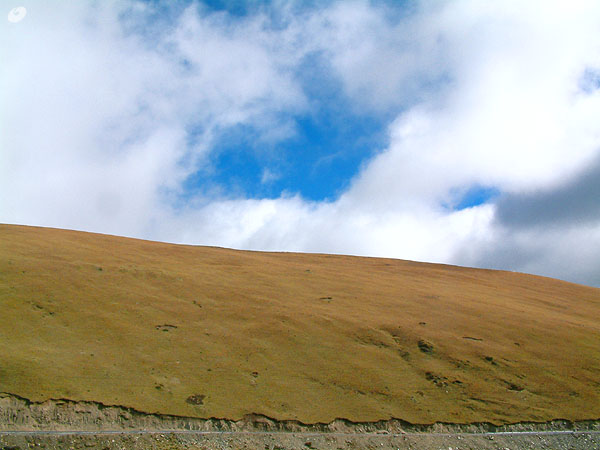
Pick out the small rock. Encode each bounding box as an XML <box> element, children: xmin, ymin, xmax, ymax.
<box><xmin>418</xmin><ymin>340</ymin><xmax>434</xmax><ymax>353</ymax></box>
<box><xmin>186</xmin><ymin>394</ymin><xmax>205</xmax><ymax>405</ymax></box>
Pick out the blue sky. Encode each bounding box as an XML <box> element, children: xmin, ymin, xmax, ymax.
<box><xmin>128</xmin><ymin>0</ymin><xmax>397</xmax><ymax>204</ymax></box>
<box><xmin>2</xmin><ymin>0</ymin><xmax>600</xmax><ymax>286</ymax></box>
<box><xmin>187</xmin><ymin>100</ymin><xmax>388</xmax><ymax>202</ymax></box>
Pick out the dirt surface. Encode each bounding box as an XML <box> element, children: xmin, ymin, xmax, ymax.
<box><xmin>2</xmin><ymin>430</ymin><xmax>600</xmax><ymax>450</ymax></box>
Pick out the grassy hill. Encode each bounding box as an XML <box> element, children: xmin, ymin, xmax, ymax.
<box><xmin>1</xmin><ymin>223</ymin><xmax>599</xmax><ymax>425</ymax></box>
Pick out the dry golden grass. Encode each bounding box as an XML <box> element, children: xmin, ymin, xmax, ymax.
<box><xmin>1</xmin><ymin>224</ymin><xmax>599</xmax><ymax>424</ymax></box>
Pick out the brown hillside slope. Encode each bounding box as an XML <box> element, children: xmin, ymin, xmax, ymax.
<box><xmin>0</xmin><ymin>224</ymin><xmax>599</xmax><ymax>425</ymax></box>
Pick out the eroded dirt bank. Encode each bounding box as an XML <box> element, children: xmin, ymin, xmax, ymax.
<box><xmin>2</xmin><ymin>392</ymin><xmax>600</xmax><ymax>434</ymax></box>
<box><xmin>2</xmin><ymin>392</ymin><xmax>600</xmax><ymax>450</ymax></box>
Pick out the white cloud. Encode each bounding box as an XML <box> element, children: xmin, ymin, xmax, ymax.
<box><xmin>344</xmin><ymin>0</ymin><xmax>600</xmax><ymax>201</ymax></box>
<box><xmin>2</xmin><ymin>0</ymin><xmax>600</xmax><ymax>286</ymax></box>
<box><xmin>0</xmin><ymin>0</ymin><xmax>307</xmax><ymax>236</ymax></box>
<box><xmin>301</xmin><ymin>1</ymin><xmax>450</xmax><ymax>112</ymax></box>
<box><xmin>260</xmin><ymin>168</ymin><xmax>281</xmax><ymax>184</ymax></box>
<box><xmin>456</xmin><ymin>222</ymin><xmax>600</xmax><ymax>287</ymax></box>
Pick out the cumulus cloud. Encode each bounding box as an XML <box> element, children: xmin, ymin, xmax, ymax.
<box><xmin>456</xmin><ymin>156</ymin><xmax>600</xmax><ymax>286</ymax></box>
<box><xmin>1</xmin><ymin>0</ymin><xmax>306</xmax><ymax>236</ymax></box>
<box><xmin>2</xmin><ymin>0</ymin><xmax>600</xmax><ymax>287</ymax></box>
<box><xmin>495</xmin><ymin>156</ymin><xmax>600</xmax><ymax>229</ymax></box>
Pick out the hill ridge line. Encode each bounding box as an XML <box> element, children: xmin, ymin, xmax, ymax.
<box><xmin>3</xmin><ymin>223</ymin><xmax>598</xmax><ymax>287</ymax></box>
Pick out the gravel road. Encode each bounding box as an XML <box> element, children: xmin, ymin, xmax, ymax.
<box><xmin>2</xmin><ymin>429</ymin><xmax>600</xmax><ymax>450</ymax></box>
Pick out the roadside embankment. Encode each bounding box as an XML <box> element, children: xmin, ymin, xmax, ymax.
<box><xmin>2</xmin><ymin>392</ymin><xmax>599</xmax><ymax>434</ymax></box>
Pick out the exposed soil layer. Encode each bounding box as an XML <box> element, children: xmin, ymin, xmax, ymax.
<box><xmin>1</xmin><ymin>395</ymin><xmax>600</xmax><ymax>450</ymax></box>
<box><xmin>2</xmin><ymin>393</ymin><xmax>599</xmax><ymax>434</ymax></box>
